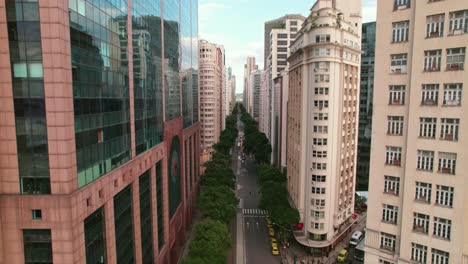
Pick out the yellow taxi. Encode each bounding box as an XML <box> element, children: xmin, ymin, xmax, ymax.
<box><xmin>271</xmin><ymin>237</ymin><xmax>278</xmax><ymax>244</ymax></box>
<box><xmin>336</xmin><ymin>249</ymin><xmax>348</xmax><ymax>262</ymax></box>
<box><xmin>271</xmin><ymin>245</ymin><xmax>279</xmax><ymax>256</ymax></box>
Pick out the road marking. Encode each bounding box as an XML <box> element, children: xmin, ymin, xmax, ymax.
<box><xmin>242</xmin><ymin>208</ymin><xmax>268</xmax><ymax>216</ymax></box>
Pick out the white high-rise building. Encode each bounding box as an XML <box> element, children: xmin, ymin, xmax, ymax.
<box><xmin>287</xmin><ymin>0</ymin><xmax>362</xmax><ymax>255</ymax></box>
<box><xmin>243</xmin><ymin>56</ymin><xmax>258</xmax><ymax>115</ymax></box>
<box><xmin>365</xmin><ymin>1</ymin><xmax>468</xmax><ymax>263</ymax></box>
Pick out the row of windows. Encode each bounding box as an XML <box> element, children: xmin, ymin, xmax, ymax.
<box><xmin>385</xmin><ymin>146</ymin><xmax>457</xmax><ymax>174</ymax></box>
<box><xmin>392</xmin><ymin>10</ymin><xmax>468</xmax><ymax>43</ymax></box>
<box><xmin>387</xmin><ymin>116</ymin><xmax>460</xmax><ymax>141</ymax></box>
<box><xmin>389</xmin><ymin>84</ymin><xmax>463</xmax><ymax>106</ymax></box>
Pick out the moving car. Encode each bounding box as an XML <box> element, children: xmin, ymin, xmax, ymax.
<box><xmin>271</xmin><ymin>241</ymin><xmax>278</xmax><ymax>248</ymax></box>
<box><xmin>271</xmin><ymin>237</ymin><xmax>277</xmax><ymax>244</ymax></box>
<box><xmin>349</xmin><ymin>231</ymin><xmax>364</xmax><ymax>247</ymax></box>
<box><xmin>271</xmin><ymin>245</ymin><xmax>279</xmax><ymax>256</ymax></box>
<box><xmin>336</xmin><ymin>249</ymin><xmax>348</xmax><ymax>263</ymax></box>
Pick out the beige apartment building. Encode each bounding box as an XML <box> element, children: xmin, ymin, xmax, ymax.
<box><xmin>199</xmin><ymin>40</ymin><xmax>225</xmax><ymax>150</ymax></box>
<box><xmin>365</xmin><ymin>1</ymin><xmax>468</xmax><ymax>264</ymax></box>
<box><xmin>287</xmin><ymin>0</ymin><xmax>362</xmax><ymax>255</ymax></box>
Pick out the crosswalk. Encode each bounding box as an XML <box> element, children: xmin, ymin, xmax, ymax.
<box><xmin>242</xmin><ymin>208</ymin><xmax>268</xmax><ymax>215</ymax></box>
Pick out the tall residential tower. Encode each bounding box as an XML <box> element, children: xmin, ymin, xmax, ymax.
<box><xmin>287</xmin><ymin>0</ymin><xmax>362</xmax><ymax>255</ymax></box>
<box><xmin>365</xmin><ymin>1</ymin><xmax>468</xmax><ymax>263</ymax></box>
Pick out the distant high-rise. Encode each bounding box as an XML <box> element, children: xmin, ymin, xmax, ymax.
<box><xmin>243</xmin><ymin>56</ymin><xmax>258</xmax><ymax>115</ymax></box>
<box><xmin>0</xmin><ymin>0</ymin><xmax>200</xmax><ymax>263</ymax></box>
<box><xmin>365</xmin><ymin>1</ymin><xmax>468</xmax><ymax>263</ymax></box>
<box><xmin>199</xmin><ymin>40</ymin><xmax>225</xmax><ymax>150</ymax></box>
<box><xmin>287</xmin><ymin>0</ymin><xmax>362</xmax><ymax>255</ymax></box>
<box><xmin>262</xmin><ymin>15</ymin><xmax>305</xmax><ymax>166</ymax></box>
<box><xmin>250</xmin><ymin>70</ymin><xmax>263</xmax><ymax>120</ymax></box>
<box><xmin>356</xmin><ymin>22</ymin><xmax>376</xmax><ymax>191</ymax></box>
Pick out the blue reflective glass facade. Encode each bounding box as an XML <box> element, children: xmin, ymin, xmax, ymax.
<box><xmin>69</xmin><ymin>0</ymin><xmax>132</xmax><ymax>188</ymax></box>
<box><xmin>181</xmin><ymin>0</ymin><xmax>193</xmax><ymax>128</ymax></box>
<box><xmin>132</xmin><ymin>0</ymin><xmax>164</xmax><ymax>155</ymax></box>
<box><xmin>163</xmin><ymin>0</ymin><xmax>181</xmax><ymax>121</ymax></box>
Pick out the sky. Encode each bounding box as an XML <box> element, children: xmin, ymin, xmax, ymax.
<box><xmin>199</xmin><ymin>0</ymin><xmax>377</xmax><ymax>93</ymax></box>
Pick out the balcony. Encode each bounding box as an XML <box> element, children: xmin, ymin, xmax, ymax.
<box><xmin>443</xmin><ymin>99</ymin><xmax>461</xmax><ymax>106</ymax></box>
<box><xmin>413</xmin><ymin>225</ymin><xmax>427</xmax><ymax>234</ymax></box>
<box><xmin>385</xmin><ymin>188</ymin><xmax>398</xmax><ymax>196</ymax></box>
<box><xmin>449</xmin><ymin>29</ymin><xmax>465</xmax><ymax>36</ymax></box>
<box><xmin>390</xmin><ymin>99</ymin><xmax>404</xmax><ymax>105</ymax></box>
<box><xmin>390</xmin><ymin>65</ymin><xmax>407</xmax><ymax>74</ymax></box>
<box><xmin>439</xmin><ymin>167</ymin><xmax>454</xmax><ymax>174</ymax></box>
<box><xmin>421</xmin><ymin>99</ymin><xmax>438</xmax><ymax>106</ymax></box>
<box><xmin>427</xmin><ymin>31</ymin><xmax>442</xmax><ymax>38</ymax></box>
<box><xmin>447</xmin><ymin>63</ymin><xmax>464</xmax><ymax>71</ymax></box>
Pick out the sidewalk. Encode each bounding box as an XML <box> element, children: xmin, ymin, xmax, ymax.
<box><xmin>280</xmin><ymin>212</ymin><xmax>367</xmax><ymax>264</ymax></box>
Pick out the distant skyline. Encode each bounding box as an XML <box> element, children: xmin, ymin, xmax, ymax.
<box><xmin>199</xmin><ymin>0</ymin><xmax>377</xmax><ymax>93</ymax></box>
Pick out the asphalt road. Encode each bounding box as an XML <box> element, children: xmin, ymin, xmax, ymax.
<box><xmin>233</xmin><ymin>117</ymin><xmax>280</xmax><ymax>264</ymax></box>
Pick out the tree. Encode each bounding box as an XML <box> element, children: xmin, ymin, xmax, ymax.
<box><xmin>198</xmin><ymin>185</ymin><xmax>237</xmax><ymax>222</ymax></box>
<box><xmin>270</xmin><ymin>205</ymin><xmax>300</xmax><ymax>227</ymax></box>
<box><xmin>187</xmin><ymin>219</ymin><xmax>232</xmax><ymax>264</ymax></box>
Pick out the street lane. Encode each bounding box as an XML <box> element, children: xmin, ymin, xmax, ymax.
<box><xmin>234</xmin><ymin>116</ymin><xmax>280</xmax><ymax>264</ymax></box>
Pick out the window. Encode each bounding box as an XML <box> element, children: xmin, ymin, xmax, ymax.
<box><xmin>384</xmin><ymin>176</ymin><xmax>400</xmax><ymax>195</ymax></box>
<box><xmin>411</xmin><ymin>243</ymin><xmax>428</xmax><ymax>263</ymax></box>
<box><xmin>311</xmin><ymin>174</ymin><xmax>326</xmax><ymax>182</ymax></box>
<box><xmin>424</xmin><ymin>50</ymin><xmax>442</xmax><ymax>71</ymax></box>
<box><xmin>314</xmin><ymin>74</ymin><xmax>330</xmax><ymax>83</ymax></box>
<box><xmin>277</xmin><ymin>33</ymin><xmax>288</xmax><ymax>39</ymax></box>
<box><xmin>314</xmin><ymin>100</ymin><xmax>329</xmax><ymax>109</ymax></box>
<box><xmin>314</xmin><ymin>87</ymin><xmax>329</xmax><ymax>95</ymax></box>
<box><xmin>312</xmin><ymin>162</ymin><xmax>327</xmax><ymax>170</ymax></box>
<box><xmin>84</xmin><ymin>207</ymin><xmax>106</xmax><ymax>264</ymax></box>
<box><xmin>421</xmin><ymin>84</ymin><xmax>439</xmax><ymax>105</ymax></box>
<box><xmin>426</xmin><ymin>14</ymin><xmax>445</xmax><ymax>38</ymax></box>
<box><xmin>139</xmin><ymin>171</ymin><xmax>154</xmax><ymax>264</ymax></box>
<box><xmin>312</xmin><ymin>150</ymin><xmax>327</xmax><ymax>158</ymax></box>
<box><xmin>419</xmin><ymin>118</ymin><xmax>437</xmax><ymax>138</ymax></box>
<box><xmin>449</xmin><ymin>10</ymin><xmax>468</xmax><ymax>35</ymax></box>
<box><xmin>417</xmin><ymin>150</ymin><xmax>434</xmax><ymax>171</ymax></box>
<box><xmin>156</xmin><ymin>161</ymin><xmax>164</xmax><ymax>249</ymax></box>
<box><xmin>413</xmin><ymin>213</ymin><xmax>429</xmax><ymax>234</ymax></box>
<box><xmin>314</xmin><ymin>113</ymin><xmax>328</xmax><ymax>120</ymax></box>
<box><xmin>290</xmin><ymin>34</ymin><xmax>297</xmax><ymax>39</ymax></box>
<box><xmin>311</xmin><ymin>187</ymin><xmax>326</xmax><ymax>194</ymax></box>
<box><xmin>433</xmin><ymin>217</ymin><xmax>451</xmax><ymax>240</ymax></box>
<box><xmin>389</xmin><ymin>85</ymin><xmax>405</xmax><ymax>105</ymax></box>
<box><xmin>431</xmin><ymin>248</ymin><xmax>449</xmax><ymax>264</ymax></box>
<box><xmin>392</xmin><ymin>21</ymin><xmax>409</xmax><ymax>42</ymax></box>
<box><xmin>446</xmin><ymin>47</ymin><xmax>465</xmax><ymax>70</ymax></box>
<box><xmin>313</xmin><ymin>48</ymin><xmax>331</xmax><ymax>56</ymax></box>
<box><xmin>290</xmin><ymin>21</ymin><xmax>298</xmax><ymax>26</ymax></box>
<box><xmin>380</xmin><ymin>233</ymin><xmax>396</xmax><ymax>252</ymax></box>
<box><xmin>114</xmin><ymin>186</ymin><xmax>135</xmax><ymax>263</ymax></box>
<box><xmin>386</xmin><ymin>146</ymin><xmax>402</xmax><ymax>166</ymax></box>
<box><xmin>415</xmin><ymin>182</ymin><xmax>432</xmax><ymax>203</ymax></box>
<box><xmin>387</xmin><ymin>116</ymin><xmax>404</xmax><ymax>135</ymax></box>
<box><xmin>23</xmin><ymin>229</ymin><xmax>52</xmax><ymax>264</ymax></box>
<box><xmin>379</xmin><ymin>260</ymin><xmax>395</xmax><ymax>264</ymax></box>
<box><xmin>312</xmin><ymin>222</ymin><xmax>325</xmax><ymax>230</ymax></box>
<box><xmin>32</xmin><ymin>209</ymin><xmax>42</xmax><ymax>220</ymax></box>
<box><xmin>313</xmin><ymin>126</ymin><xmax>328</xmax><ymax>133</ymax></box>
<box><xmin>435</xmin><ymin>185</ymin><xmax>454</xmax><ymax>207</ymax></box>
<box><xmin>311</xmin><ymin>199</ymin><xmax>326</xmax><ymax>206</ymax></box>
<box><xmin>382</xmin><ymin>204</ymin><xmax>398</xmax><ymax>224</ymax></box>
<box><xmin>314</xmin><ymin>62</ymin><xmax>330</xmax><ymax>71</ymax></box>
<box><xmin>438</xmin><ymin>152</ymin><xmax>456</xmax><ymax>174</ymax></box>
<box><xmin>390</xmin><ymin>53</ymin><xmax>408</xmax><ymax>73</ymax></box>
<box><xmin>315</xmin><ymin>34</ymin><xmax>331</xmax><ymax>43</ymax></box>
<box><xmin>311</xmin><ymin>210</ymin><xmax>325</xmax><ymax>218</ymax></box>
<box><xmin>440</xmin><ymin>118</ymin><xmax>459</xmax><ymax>141</ymax></box>
<box><xmin>313</xmin><ymin>138</ymin><xmax>328</xmax><ymax>146</ymax></box>
<box><xmin>443</xmin><ymin>83</ymin><xmax>462</xmax><ymax>106</ymax></box>
<box><xmin>278</xmin><ymin>47</ymin><xmax>287</xmax><ymax>52</ymax></box>
<box><xmin>394</xmin><ymin>0</ymin><xmax>410</xmax><ymax>10</ymax></box>
<box><xmin>277</xmin><ymin>54</ymin><xmax>287</xmax><ymax>59</ymax></box>
<box><xmin>291</xmin><ymin>27</ymin><xmax>297</xmax><ymax>32</ymax></box>
<box><xmin>277</xmin><ymin>40</ymin><xmax>288</xmax><ymax>46</ymax></box>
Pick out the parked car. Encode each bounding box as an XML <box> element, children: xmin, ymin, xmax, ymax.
<box><xmin>336</xmin><ymin>249</ymin><xmax>348</xmax><ymax>262</ymax></box>
<box><xmin>349</xmin><ymin>231</ymin><xmax>364</xmax><ymax>247</ymax></box>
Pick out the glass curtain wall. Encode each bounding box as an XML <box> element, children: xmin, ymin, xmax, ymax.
<box><xmin>191</xmin><ymin>0</ymin><xmax>199</xmax><ymax>123</ymax></box>
<box><xmin>69</xmin><ymin>0</ymin><xmax>131</xmax><ymax>188</ymax></box>
<box><xmin>163</xmin><ymin>0</ymin><xmax>181</xmax><ymax>121</ymax></box>
<box><xmin>181</xmin><ymin>0</ymin><xmax>193</xmax><ymax>128</ymax></box>
<box><xmin>132</xmin><ymin>0</ymin><xmax>163</xmax><ymax>155</ymax></box>
<box><xmin>114</xmin><ymin>185</ymin><xmax>135</xmax><ymax>264</ymax></box>
<box><xmin>139</xmin><ymin>170</ymin><xmax>154</xmax><ymax>264</ymax></box>
<box><xmin>6</xmin><ymin>0</ymin><xmax>50</xmax><ymax>194</ymax></box>
<box><xmin>84</xmin><ymin>207</ymin><xmax>106</xmax><ymax>264</ymax></box>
